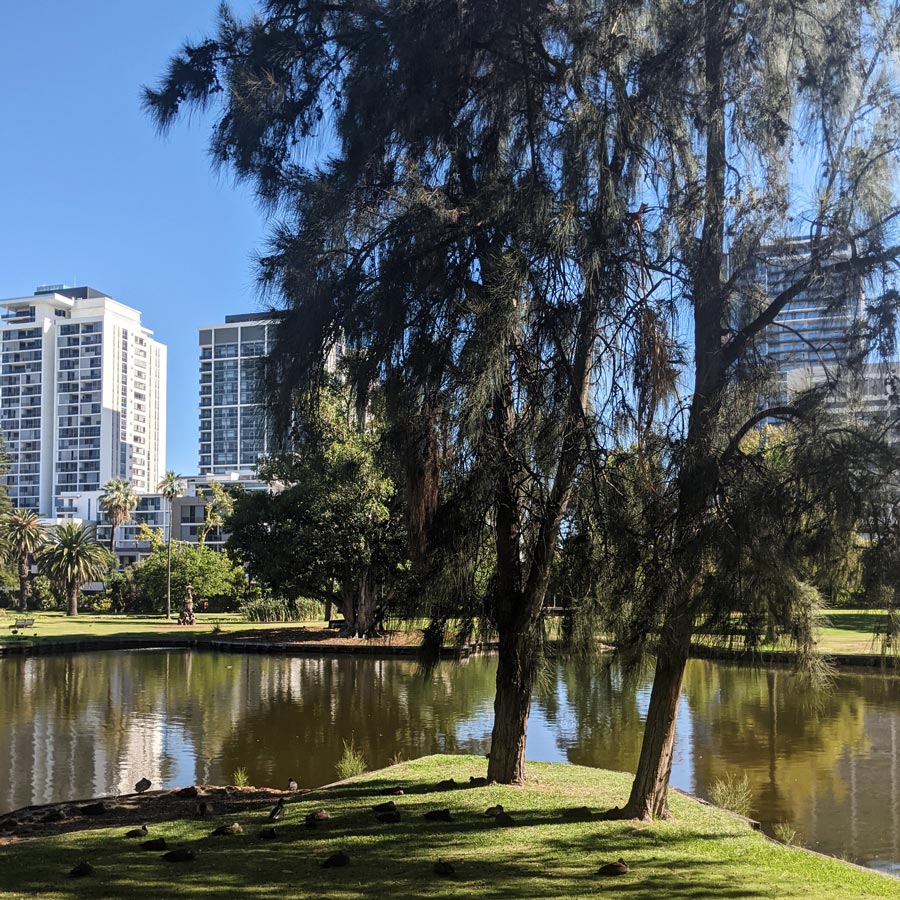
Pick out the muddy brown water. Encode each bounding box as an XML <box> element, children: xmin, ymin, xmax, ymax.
<box><xmin>0</xmin><ymin>650</ymin><xmax>898</xmax><ymax>875</ymax></box>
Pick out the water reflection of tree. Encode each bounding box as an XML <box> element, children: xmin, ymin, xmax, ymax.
<box><xmin>681</xmin><ymin>662</ymin><xmax>878</xmax><ymax>844</ymax></box>
<box><xmin>217</xmin><ymin>655</ymin><xmax>496</xmax><ymax>788</ymax></box>
<box><xmin>531</xmin><ymin>659</ymin><xmax>649</xmax><ymax>773</ymax></box>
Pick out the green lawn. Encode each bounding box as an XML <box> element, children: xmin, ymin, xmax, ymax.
<box><xmin>0</xmin><ymin>755</ymin><xmax>895</xmax><ymax>900</ymax></box>
<box><xmin>0</xmin><ymin>610</ymin><xmax>327</xmax><ymax>647</ymax></box>
<box><xmin>0</xmin><ymin>608</ymin><xmax>894</xmax><ymax>661</ymax></box>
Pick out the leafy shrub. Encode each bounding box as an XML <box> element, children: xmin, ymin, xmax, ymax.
<box><xmin>241</xmin><ymin>595</ymin><xmax>325</xmax><ymax>622</ymax></box>
<box><xmin>709</xmin><ymin>772</ymin><xmax>753</xmax><ymax>817</ymax></box>
<box><xmin>232</xmin><ymin>767</ymin><xmax>250</xmax><ymax>787</ymax></box>
<box><xmin>29</xmin><ymin>575</ymin><xmax>62</xmax><ymax>611</ymax></box>
<box><xmin>335</xmin><ymin>737</ymin><xmax>368</xmax><ymax>780</ymax></box>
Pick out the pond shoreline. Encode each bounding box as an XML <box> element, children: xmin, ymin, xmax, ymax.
<box><xmin>1</xmin><ymin>631</ymin><xmax>899</xmax><ymax>671</ymax></box>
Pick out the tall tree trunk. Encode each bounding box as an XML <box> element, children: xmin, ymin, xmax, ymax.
<box><xmin>337</xmin><ymin>571</ymin><xmax>377</xmax><ymax>637</ymax></box>
<box><xmin>17</xmin><ymin>555</ymin><xmax>28</xmax><ymax>613</ymax></box>
<box><xmin>67</xmin><ymin>583</ymin><xmax>79</xmax><ymax>617</ymax></box>
<box><xmin>487</xmin><ymin>624</ymin><xmax>537</xmax><ymax>784</ymax></box>
<box><xmin>165</xmin><ymin>521</ymin><xmax>172</xmax><ymax>620</ymax></box>
<box><xmin>612</xmin><ymin>0</ymin><xmax>729</xmax><ymax>821</ymax></box>
<box><xmin>602</xmin><ymin>613</ymin><xmax>692</xmax><ymax>820</ymax></box>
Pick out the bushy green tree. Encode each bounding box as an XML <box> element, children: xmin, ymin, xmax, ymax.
<box><xmin>131</xmin><ymin>542</ymin><xmax>245</xmax><ymax>613</ymax></box>
<box><xmin>228</xmin><ymin>384</ymin><xmax>408</xmax><ymax>636</ymax></box>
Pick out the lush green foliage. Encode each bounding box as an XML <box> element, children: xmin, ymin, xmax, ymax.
<box><xmin>240</xmin><ymin>594</ymin><xmax>324</xmax><ymax>623</ymax></box>
<box><xmin>334</xmin><ymin>736</ymin><xmax>368</xmax><ymax>779</ymax></box>
<box><xmin>0</xmin><ymin>509</ymin><xmax>47</xmax><ymax>612</ymax></box>
<box><xmin>227</xmin><ymin>384</ymin><xmax>408</xmax><ymax>633</ymax></box>
<box><xmin>130</xmin><ymin>542</ymin><xmax>245</xmax><ymax>613</ymax></box>
<box><xmin>39</xmin><ymin>523</ymin><xmax>112</xmax><ymax>617</ymax></box>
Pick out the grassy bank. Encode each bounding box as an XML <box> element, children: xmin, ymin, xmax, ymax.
<box><xmin>0</xmin><ymin>755</ymin><xmax>895</xmax><ymax>900</ymax></box>
<box><xmin>0</xmin><ymin>609</ymin><xmax>894</xmax><ymax>662</ymax></box>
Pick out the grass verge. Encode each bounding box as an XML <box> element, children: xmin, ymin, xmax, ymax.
<box><xmin>0</xmin><ymin>755</ymin><xmax>896</xmax><ymax>899</ymax></box>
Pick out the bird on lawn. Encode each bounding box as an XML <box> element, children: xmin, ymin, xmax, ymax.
<box><xmin>269</xmin><ymin>798</ymin><xmax>285</xmax><ymax>821</ymax></box>
<box><xmin>211</xmin><ymin>822</ymin><xmax>242</xmax><ymax>836</ymax></box>
<box><xmin>68</xmin><ymin>861</ymin><xmax>94</xmax><ymax>878</ymax></box>
<box><xmin>436</xmin><ymin>778</ymin><xmax>457</xmax><ymax>791</ymax></box>
<box><xmin>494</xmin><ymin>811</ymin><xmax>516</xmax><ymax>827</ymax></box>
<box><xmin>597</xmin><ymin>858</ymin><xmax>629</xmax><ymax>876</ymax></box>
<box><xmin>176</xmin><ymin>786</ymin><xmax>199</xmax><ymax>799</ymax></box>
<box><xmin>260</xmin><ymin>827</ymin><xmax>278</xmax><ymax>840</ymax></box>
<box><xmin>124</xmin><ymin>824</ymin><xmax>148</xmax><ymax>838</ymax></box>
<box><xmin>469</xmin><ymin>776</ymin><xmax>489</xmax><ymax>787</ymax></box>
<box><xmin>140</xmin><ymin>838</ymin><xmax>168</xmax><ymax>851</ymax></box>
<box><xmin>433</xmin><ymin>859</ymin><xmax>455</xmax><ymax>876</ymax></box>
<box><xmin>423</xmin><ymin>809</ymin><xmax>452</xmax><ymax>822</ymax></box>
<box><xmin>305</xmin><ymin>810</ymin><xmax>330</xmax><ymax>828</ymax></box>
<box><xmin>287</xmin><ymin>778</ymin><xmax>299</xmax><ymax>792</ymax></box>
<box><xmin>372</xmin><ymin>800</ymin><xmax>397</xmax><ymax>813</ymax></box>
<box><xmin>484</xmin><ymin>805</ymin><xmax>503</xmax><ymax>818</ymax></box>
<box><xmin>134</xmin><ymin>777</ymin><xmax>152</xmax><ymax>794</ymax></box>
<box><xmin>377</xmin><ymin>810</ymin><xmax>401</xmax><ymax>824</ymax></box>
<box><xmin>163</xmin><ymin>849</ymin><xmax>196</xmax><ymax>863</ymax></box>
<box><xmin>322</xmin><ymin>850</ymin><xmax>349</xmax><ymax>868</ymax></box>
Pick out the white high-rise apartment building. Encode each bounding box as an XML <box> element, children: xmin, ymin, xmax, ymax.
<box><xmin>0</xmin><ymin>285</ymin><xmax>166</xmax><ymax>517</ymax></box>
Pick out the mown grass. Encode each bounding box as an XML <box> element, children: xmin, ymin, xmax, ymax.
<box><xmin>1</xmin><ymin>609</ymin><xmax>894</xmax><ymax>659</ymax></box>
<box><xmin>0</xmin><ymin>755</ymin><xmax>896</xmax><ymax>900</ymax></box>
<box><xmin>0</xmin><ymin>610</ymin><xmax>326</xmax><ymax>647</ymax></box>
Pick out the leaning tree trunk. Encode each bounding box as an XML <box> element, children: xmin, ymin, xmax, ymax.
<box><xmin>603</xmin><ymin>613</ymin><xmax>693</xmax><ymax>820</ymax></box>
<box><xmin>17</xmin><ymin>555</ymin><xmax>28</xmax><ymax>613</ymax></box>
<box><xmin>67</xmin><ymin>583</ymin><xmax>79</xmax><ymax>617</ymax></box>
<box><xmin>487</xmin><ymin>623</ymin><xmax>538</xmax><ymax>784</ymax></box>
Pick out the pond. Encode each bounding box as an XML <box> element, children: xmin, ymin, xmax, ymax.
<box><xmin>0</xmin><ymin>650</ymin><xmax>898</xmax><ymax>875</ymax></box>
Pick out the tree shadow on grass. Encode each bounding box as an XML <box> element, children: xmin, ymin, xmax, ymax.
<box><xmin>0</xmin><ymin>797</ymin><xmax>777</xmax><ymax>900</ymax></box>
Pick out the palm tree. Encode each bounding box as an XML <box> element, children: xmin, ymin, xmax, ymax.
<box><xmin>0</xmin><ymin>509</ymin><xmax>47</xmax><ymax>613</ymax></box>
<box><xmin>157</xmin><ymin>471</ymin><xmax>184</xmax><ymax>620</ymax></box>
<box><xmin>40</xmin><ymin>523</ymin><xmax>112</xmax><ymax>617</ymax></box>
<box><xmin>98</xmin><ymin>478</ymin><xmax>139</xmax><ymax>555</ymax></box>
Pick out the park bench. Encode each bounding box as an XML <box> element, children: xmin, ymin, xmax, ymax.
<box><xmin>328</xmin><ymin>618</ymin><xmax>346</xmax><ymax>629</ymax></box>
<box><xmin>8</xmin><ymin>618</ymin><xmax>35</xmax><ymax>631</ymax></box>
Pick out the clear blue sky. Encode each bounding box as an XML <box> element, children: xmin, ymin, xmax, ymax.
<box><xmin>0</xmin><ymin>1</ymin><xmax>265</xmax><ymax>476</ymax></box>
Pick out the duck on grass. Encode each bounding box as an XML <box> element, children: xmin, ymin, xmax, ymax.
<box><xmin>0</xmin><ymin>755</ymin><xmax>894</xmax><ymax>900</ymax></box>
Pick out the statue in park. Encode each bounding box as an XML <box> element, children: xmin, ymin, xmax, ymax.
<box><xmin>178</xmin><ymin>584</ymin><xmax>196</xmax><ymax>626</ymax></box>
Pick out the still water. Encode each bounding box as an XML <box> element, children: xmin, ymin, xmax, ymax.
<box><xmin>1</xmin><ymin>650</ymin><xmax>898</xmax><ymax>873</ymax></box>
